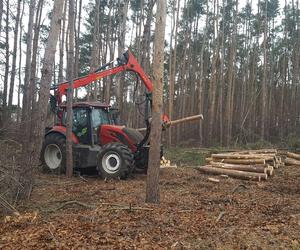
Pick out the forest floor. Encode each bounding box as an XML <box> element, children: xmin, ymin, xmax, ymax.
<box><xmin>1</xmin><ymin>148</ymin><xmax>300</xmax><ymax>249</ymax></box>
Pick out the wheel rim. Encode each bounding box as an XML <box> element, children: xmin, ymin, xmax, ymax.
<box><xmin>44</xmin><ymin>144</ymin><xmax>62</xmax><ymax>169</ymax></box>
<box><xmin>102</xmin><ymin>152</ymin><xmax>121</xmax><ymax>174</ymax></box>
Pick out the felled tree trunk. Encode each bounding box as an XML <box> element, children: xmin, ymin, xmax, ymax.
<box><xmin>208</xmin><ymin>162</ymin><xmax>268</xmax><ymax>174</ymax></box>
<box><xmin>285</xmin><ymin>158</ymin><xmax>300</xmax><ymax>166</ymax></box>
<box><xmin>194</xmin><ymin>166</ymin><xmax>268</xmax><ymax>181</ymax></box>
<box><xmin>287</xmin><ymin>152</ymin><xmax>300</xmax><ymax>161</ymax></box>
<box><xmin>238</xmin><ymin>149</ymin><xmax>277</xmax><ymax>154</ymax></box>
<box><xmin>211</xmin><ymin>153</ymin><xmax>274</xmax><ymax>161</ymax></box>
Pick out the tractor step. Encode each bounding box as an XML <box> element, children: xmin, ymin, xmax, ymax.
<box><xmin>73</xmin><ymin>144</ymin><xmax>101</xmax><ymax>169</ymax></box>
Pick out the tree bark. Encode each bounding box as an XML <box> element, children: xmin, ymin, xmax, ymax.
<box><xmin>0</xmin><ymin>0</ymin><xmax>3</xmax><ymax>36</ymax></box>
<box><xmin>225</xmin><ymin>0</ymin><xmax>238</xmax><ymax>146</ymax></box>
<box><xmin>17</xmin><ymin>1</ymin><xmax>25</xmax><ymax>123</ymax></box>
<box><xmin>3</xmin><ymin>0</ymin><xmax>10</xmax><ymax>114</ymax></box>
<box><xmin>66</xmin><ymin>0</ymin><xmax>75</xmax><ymax>178</ymax></box>
<box><xmin>207</xmin><ymin>0</ymin><xmax>219</xmax><ymax>145</ymax></box>
<box><xmin>286</xmin><ymin>152</ymin><xmax>300</xmax><ymax>161</ymax></box>
<box><xmin>29</xmin><ymin>0</ymin><xmax>45</xmax><ymax>117</ymax></box>
<box><xmin>74</xmin><ymin>0</ymin><xmax>82</xmax><ymax>79</ymax></box>
<box><xmin>285</xmin><ymin>158</ymin><xmax>300</xmax><ymax>166</ymax></box>
<box><xmin>88</xmin><ymin>0</ymin><xmax>100</xmax><ymax>101</ymax></box>
<box><xmin>146</xmin><ymin>0</ymin><xmax>166</xmax><ymax>204</ymax></box>
<box><xmin>8</xmin><ymin>0</ymin><xmax>22</xmax><ymax>118</ymax></box>
<box><xmin>22</xmin><ymin>0</ymin><xmax>65</xmax><ymax>197</ymax></box>
<box><xmin>261</xmin><ymin>0</ymin><xmax>268</xmax><ymax>140</ymax></box>
<box><xmin>207</xmin><ymin>158</ymin><xmax>266</xmax><ymax>165</ymax></box>
<box><xmin>22</xmin><ymin>0</ymin><xmax>36</xmax><ymax>122</ymax></box>
<box><xmin>104</xmin><ymin>1</ymin><xmax>114</xmax><ymax>103</ymax></box>
<box><xmin>211</xmin><ymin>153</ymin><xmax>274</xmax><ymax>160</ymax></box>
<box><xmin>167</xmin><ymin>0</ymin><xmax>178</xmax><ymax>146</ymax></box>
<box><xmin>58</xmin><ymin>0</ymin><xmax>67</xmax><ymax>82</ymax></box>
<box><xmin>116</xmin><ymin>0</ymin><xmax>129</xmax><ymax>118</ymax></box>
<box><xmin>195</xmin><ymin>166</ymin><xmax>268</xmax><ymax>181</ymax></box>
<box><xmin>208</xmin><ymin>162</ymin><xmax>268</xmax><ymax>174</ymax></box>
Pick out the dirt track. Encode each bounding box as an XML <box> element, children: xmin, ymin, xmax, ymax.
<box><xmin>1</xmin><ymin>165</ymin><xmax>300</xmax><ymax>249</ymax></box>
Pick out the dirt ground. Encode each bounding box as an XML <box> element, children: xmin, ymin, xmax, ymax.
<box><xmin>1</xmin><ymin>164</ymin><xmax>300</xmax><ymax>249</ymax></box>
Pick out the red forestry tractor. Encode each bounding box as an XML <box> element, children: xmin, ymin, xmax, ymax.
<box><xmin>41</xmin><ymin>50</ymin><xmax>169</xmax><ymax>179</ymax></box>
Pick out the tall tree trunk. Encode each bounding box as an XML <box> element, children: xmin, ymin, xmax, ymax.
<box><xmin>22</xmin><ymin>0</ymin><xmax>36</xmax><ymax>121</ymax></box>
<box><xmin>23</xmin><ymin>0</ymin><xmax>65</xmax><ymax>198</ymax></box>
<box><xmin>116</xmin><ymin>0</ymin><xmax>129</xmax><ymax>120</ymax></box>
<box><xmin>146</xmin><ymin>0</ymin><xmax>166</xmax><ymax>204</ymax></box>
<box><xmin>104</xmin><ymin>1</ymin><xmax>114</xmax><ymax>103</ymax></box>
<box><xmin>74</xmin><ymin>0</ymin><xmax>82</xmax><ymax>100</ymax></box>
<box><xmin>90</xmin><ymin>0</ymin><xmax>100</xmax><ymax>72</ymax></box>
<box><xmin>88</xmin><ymin>0</ymin><xmax>100</xmax><ymax>101</ymax></box>
<box><xmin>58</xmin><ymin>0</ymin><xmax>67</xmax><ymax>83</ymax></box>
<box><xmin>29</xmin><ymin>0</ymin><xmax>44</xmax><ymax>116</ymax></box>
<box><xmin>225</xmin><ymin>0</ymin><xmax>238</xmax><ymax>146</ymax></box>
<box><xmin>8</xmin><ymin>0</ymin><xmax>22</xmax><ymax>118</ymax></box>
<box><xmin>168</xmin><ymin>0</ymin><xmax>180</xmax><ymax>146</ymax></box>
<box><xmin>261</xmin><ymin>0</ymin><xmax>268</xmax><ymax>140</ymax></box>
<box><xmin>219</xmin><ymin>0</ymin><xmax>225</xmax><ymax>145</ymax></box>
<box><xmin>3</xmin><ymin>0</ymin><xmax>10</xmax><ymax>114</ymax></box>
<box><xmin>198</xmin><ymin>1</ymin><xmax>209</xmax><ymax>146</ymax></box>
<box><xmin>0</xmin><ymin>0</ymin><xmax>3</xmax><ymax>35</ymax></box>
<box><xmin>17</xmin><ymin>1</ymin><xmax>25</xmax><ymax>123</ymax></box>
<box><xmin>66</xmin><ymin>0</ymin><xmax>75</xmax><ymax>177</ymax></box>
<box><xmin>207</xmin><ymin>0</ymin><xmax>219</xmax><ymax>145</ymax></box>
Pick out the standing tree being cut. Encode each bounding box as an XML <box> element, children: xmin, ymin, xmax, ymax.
<box><xmin>145</xmin><ymin>0</ymin><xmax>166</xmax><ymax>204</ymax></box>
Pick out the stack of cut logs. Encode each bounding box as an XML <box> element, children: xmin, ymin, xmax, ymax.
<box><xmin>285</xmin><ymin>152</ymin><xmax>300</xmax><ymax>166</ymax></box>
<box><xmin>198</xmin><ymin>149</ymin><xmax>283</xmax><ymax>181</ymax></box>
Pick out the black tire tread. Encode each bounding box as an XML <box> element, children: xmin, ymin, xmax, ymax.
<box><xmin>97</xmin><ymin>142</ymin><xmax>134</xmax><ymax>179</ymax></box>
<box><xmin>41</xmin><ymin>133</ymin><xmax>66</xmax><ymax>174</ymax></box>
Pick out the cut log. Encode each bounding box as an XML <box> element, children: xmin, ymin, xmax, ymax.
<box><xmin>205</xmin><ymin>157</ymin><xmax>213</xmax><ymax>162</ymax></box>
<box><xmin>208</xmin><ymin>162</ymin><xmax>268</xmax><ymax>174</ymax></box>
<box><xmin>211</xmin><ymin>154</ymin><xmax>274</xmax><ymax>161</ymax></box>
<box><xmin>136</xmin><ymin>114</ymin><xmax>203</xmax><ymax>132</ymax></box>
<box><xmin>237</xmin><ymin>149</ymin><xmax>277</xmax><ymax>154</ymax></box>
<box><xmin>285</xmin><ymin>157</ymin><xmax>300</xmax><ymax>167</ymax></box>
<box><xmin>231</xmin><ymin>153</ymin><xmax>276</xmax><ymax>158</ymax></box>
<box><xmin>168</xmin><ymin>114</ymin><xmax>203</xmax><ymax>126</ymax></box>
<box><xmin>210</xmin><ymin>158</ymin><xmax>266</xmax><ymax>165</ymax></box>
<box><xmin>194</xmin><ymin>166</ymin><xmax>268</xmax><ymax>181</ymax></box>
<box><xmin>287</xmin><ymin>152</ymin><xmax>300</xmax><ymax>161</ymax></box>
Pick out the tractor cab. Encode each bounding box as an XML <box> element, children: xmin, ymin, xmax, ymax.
<box><xmin>59</xmin><ymin>102</ymin><xmax>115</xmax><ymax>145</ymax></box>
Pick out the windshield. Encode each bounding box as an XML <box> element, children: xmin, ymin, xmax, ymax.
<box><xmin>91</xmin><ymin>108</ymin><xmax>113</xmax><ymax>128</ymax></box>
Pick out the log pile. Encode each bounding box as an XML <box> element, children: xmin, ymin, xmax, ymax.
<box><xmin>196</xmin><ymin>149</ymin><xmax>283</xmax><ymax>181</ymax></box>
<box><xmin>285</xmin><ymin>152</ymin><xmax>300</xmax><ymax>166</ymax></box>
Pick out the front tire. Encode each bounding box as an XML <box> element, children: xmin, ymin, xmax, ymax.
<box><xmin>41</xmin><ymin>133</ymin><xmax>66</xmax><ymax>173</ymax></box>
<box><xmin>97</xmin><ymin>143</ymin><xmax>134</xmax><ymax>179</ymax></box>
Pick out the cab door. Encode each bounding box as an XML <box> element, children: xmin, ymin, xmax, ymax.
<box><xmin>71</xmin><ymin>108</ymin><xmax>91</xmax><ymax>144</ymax></box>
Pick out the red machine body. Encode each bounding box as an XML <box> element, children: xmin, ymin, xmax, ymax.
<box><xmin>43</xmin><ymin>50</ymin><xmax>164</xmax><ymax>174</ymax></box>
<box><xmin>48</xmin><ymin>50</ymin><xmax>156</xmax><ymax>153</ymax></box>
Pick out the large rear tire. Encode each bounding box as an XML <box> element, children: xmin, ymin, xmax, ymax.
<box><xmin>97</xmin><ymin>143</ymin><xmax>134</xmax><ymax>179</ymax></box>
<box><xmin>41</xmin><ymin>133</ymin><xmax>66</xmax><ymax>174</ymax></box>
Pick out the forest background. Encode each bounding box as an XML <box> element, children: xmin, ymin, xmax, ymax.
<box><xmin>0</xmin><ymin>0</ymin><xmax>299</xmax><ymax>148</ymax></box>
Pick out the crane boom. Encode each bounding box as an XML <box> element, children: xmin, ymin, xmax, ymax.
<box><xmin>53</xmin><ymin>50</ymin><xmax>153</xmax><ymax>104</ymax></box>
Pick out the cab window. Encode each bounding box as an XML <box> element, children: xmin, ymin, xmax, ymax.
<box><xmin>91</xmin><ymin>108</ymin><xmax>113</xmax><ymax>128</ymax></box>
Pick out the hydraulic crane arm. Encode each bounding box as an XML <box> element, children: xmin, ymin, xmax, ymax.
<box><xmin>52</xmin><ymin>50</ymin><xmax>153</xmax><ymax>104</ymax></box>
